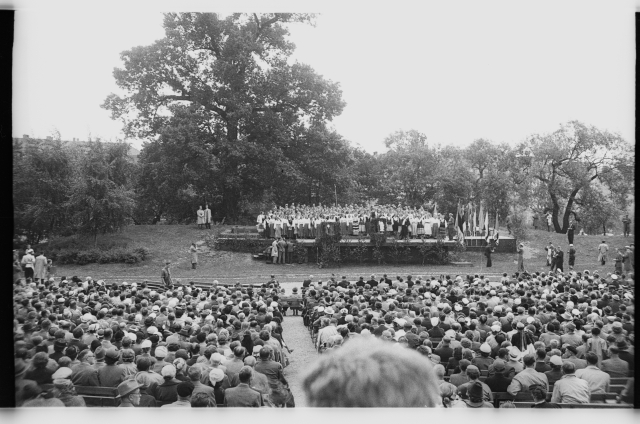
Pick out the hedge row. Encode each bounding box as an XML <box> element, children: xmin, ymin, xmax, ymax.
<box><xmin>48</xmin><ymin>247</ymin><xmax>150</xmax><ymax>265</ymax></box>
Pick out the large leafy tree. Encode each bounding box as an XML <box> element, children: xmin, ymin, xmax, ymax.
<box><xmin>13</xmin><ymin>138</ymin><xmax>74</xmax><ymax>243</ymax></box>
<box><xmin>512</xmin><ymin>121</ymin><xmax>634</xmax><ymax>233</ymax></box>
<box><xmin>66</xmin><ymin>142</ymin><xmax>136</xmax><ymax>245</ymax></box>
<box><xmin>103</xmin><ymin>13</ymin><xmax>345</xmax><ymax>218</ymax></box>
<box><xmin>378</xmin><ymin>130</ymin><xmax>439</xmax><ymax>207</ymax></box>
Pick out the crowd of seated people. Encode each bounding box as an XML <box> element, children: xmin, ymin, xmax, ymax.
<box><xmin>14</xmin><ymin>276</ymin><xmax>296</xmax><ymax>407</ymax></box>
<box><xmin>299</xmin><ymin>270</ymin><xmax>634</xmax><ymax>408</ymax></box>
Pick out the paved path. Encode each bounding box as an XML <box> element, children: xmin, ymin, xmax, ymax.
<box><xmin>282</xmin><ymin>315</ymin><xmax>316</xmax><ymax>407</ymax></box>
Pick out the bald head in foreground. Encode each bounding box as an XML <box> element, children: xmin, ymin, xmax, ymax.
<box><xmin>301</xmin><ymin>337</ymin><xmax>442</xmax><ymax>407</ymax></box>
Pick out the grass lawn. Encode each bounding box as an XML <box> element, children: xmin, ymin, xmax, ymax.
<box><xmin>40</xmin><ymin>225</ymin><xmax>634</xmax><ymax>285</ymax></box>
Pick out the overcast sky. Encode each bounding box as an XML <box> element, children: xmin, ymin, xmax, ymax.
<box><xmin>10</xmin><ymin>0</ymin><xmax>637</xmax><ymax>153</ymax></box>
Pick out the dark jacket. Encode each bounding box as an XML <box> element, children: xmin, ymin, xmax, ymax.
<box><xmin>148</xmin><ymin>377</ymin><xmax>181</xmax><ymax>406</ymax></box>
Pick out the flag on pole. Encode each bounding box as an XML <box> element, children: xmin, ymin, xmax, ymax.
<box><xmin>494</xmin><ymin>211</ymin><xmax>500</xmax><ymax>246</ymax></box>
<box><xmin>478</xmin><ymin>203</ymin><xmax>484</xmax><ymax>236</ymax></box>
<box><xmin>472</xmin><ymin>205</ymin><xmax>477</xmax><ymax>235</ymax></box>
<box><xmin>485</xmin><ymin>209</ymin><xmax>489</xmax><ymax>235</ymax></box>
<box><xmin>433</xmin><ymin>203</ymin><xmax>438</xmax><ymax>219</ymax></box>
<box><xmin>457</xmin><ymin>200</ymin><xmax>465</xmax><ymax>233</ymax></box>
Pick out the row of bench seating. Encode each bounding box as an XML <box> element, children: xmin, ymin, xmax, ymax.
<box><xmin>512</xmin><ymin>402</ymin><xmax>632</xmax><ymax>409</ymax></box>
<box><xmin>40</xmin><ymin>384</ymin><xmax>227</xmax><ymax>407</ymax></box>
<box><xmin>37</xmin><ymin>384</ymin><xmax>633</xmax><ymax>408</ymax></box>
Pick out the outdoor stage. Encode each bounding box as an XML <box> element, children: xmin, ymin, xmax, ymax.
<box><xmin>222</xmin><ymin>226</ymin><xmax>517</xmax><ymax>263</ymax></box>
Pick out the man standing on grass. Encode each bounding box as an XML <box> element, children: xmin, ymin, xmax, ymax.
<box><xmin>622</xmin><ymin>214</ymin><xmax>631</xmax><ymax>237</ymax></box>
<box><xmin>597</xmin><ymin>240</ymin><xmax>608</xmax><ymax>266</ymax></box>
<box><xmin>568</xmin><ymin>244</ymin><xmax>576</xmax><ymax>270</ymax></box>
<box><xmin>204</xmin><ymin>204</ymin><xmax>212</xmax><ymax>229</ymax></box>
<box><xmin>161</xmin><ymin>260</ymin><xmax>172</xmax><ymax>288</ymax></box>
<box><xmin>271</xmin><ymin>238</ymin><xmax>279</xmax><ymax>264</ymax></box>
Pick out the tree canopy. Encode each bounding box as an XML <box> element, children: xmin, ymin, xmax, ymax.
<box><xmin>103</xmin><ymin>13</ymin><xmax>346</xmax><ymax>218</ymax></box>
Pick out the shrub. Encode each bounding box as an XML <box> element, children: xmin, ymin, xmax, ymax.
<box><xmin>47</xmin><ymin>245</ymin><xmax>149</xmax><ymax>265</ymax></box>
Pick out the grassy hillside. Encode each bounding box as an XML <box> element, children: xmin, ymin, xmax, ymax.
<box><xmin>35</xmin><ymin>225</ymin><xmax>634</xmax><ymax>284</ymax></box>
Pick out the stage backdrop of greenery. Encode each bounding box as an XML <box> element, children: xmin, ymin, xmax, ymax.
<box><xmin>13</xmin><ymin>13</ymin><xmax>635</xmax><ymax>247</ymax></box>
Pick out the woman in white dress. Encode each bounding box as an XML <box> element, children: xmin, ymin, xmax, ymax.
<box><xmin>197</xmin><ymin>206</ymin><xmax>205</xmax><ymax>229</ymax></box>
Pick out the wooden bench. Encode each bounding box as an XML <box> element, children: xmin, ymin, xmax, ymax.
<box><xmin>278</xmin><ymin>296</ymin><xmax>302</xmax><ymax>311</ymax></box>
<box><xmin>513</xmin><ymin>402</ymin><xmax>632</xmax><ymax>409</ymax></box>
<box><xmin>41</xmin><ymin>384</ymin><xmax>120</xmax><ymax>407</ymax></box>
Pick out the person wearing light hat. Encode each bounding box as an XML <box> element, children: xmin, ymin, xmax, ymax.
<box><xmin>541</xmin><ymin>354</ymin><xmax>563</xmax><ymax>384</ymax></box>
<box><xmin>152</xmin><ymin>345</ymin><xmax>170</xmax><ymax>373</ymax></box>
<box><xmin>506</xmin><ymin>354</ymin><xmax>549</xmax><ymax>396</ymax></box>
<box><xmin>116</xmin><ymin>379</ymin><xmax>144</xmax><ymax>407</ymax></box>
<box><xmin>51</xmin><ymin>370</ymin><xmax>86</xmax><ymax>407</ymax></box>
<box><xmin>506</xmin><ymin>347</ymin><xmax>524</xmax><ymax>375</ymax></box>
<box><xmin>472</xmin><ymin>343</ymin><xmax>494</xmax><ymax>371</ymax></box>
<box><xmin>148</xmin><ymin>364</ymin><xmax>182</xmax><ymax>406</ymax></box>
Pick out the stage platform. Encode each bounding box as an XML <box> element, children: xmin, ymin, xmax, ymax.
<box><xmin>222</xmin><ymin>227</ymin><xmax>516</xmax><ymax>253</ymax></box>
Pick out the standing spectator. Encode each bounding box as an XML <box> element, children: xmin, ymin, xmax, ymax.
<box><xmin>271</xmin><ymin>238</ymin><xmax>279</xmax><ymax>264</ymax></box>
<box><xmin>447</xmin><ymin>213</ymin><xmax>455</xmax><ymax>241</ymax></box>
<box><xmin>21</xmin><ymin>249</ymin><xmax>35</xmax><ymax>281</ymax></box>
<box><xmin>622</xmin><ymin>246</ymin><xmax>632</xmax><ymax>272</ymax></box>
<box><xmin>553</xmin><ymin>246</ymin><xmax>564</xmax><ymax>273</ymax></box>
<box><xmin>567</xmin><ymin>219</ymin><xmax>575</xmax><ymax>245</ymax></box>
<box><xmin>621</xmin><ymin>214</ymin><xmax>631</xmax><ymax>237</ymax></box>
<box><xmin>597</xmin><ymin>240</ymin><xmax>609</xmax><ymax>266</ymax></box>
<box><xmin>224</xmin><ymin>367</ymin><xmax>263</xmax><ymax>407</ymax></box>
<box><xmin>532</xmin><ymin>213</ymin><xmax>539</xmax><ymax>230</ymax></box>
<box><xmin>585</xmin><ymin>328</ymin><xmax>608</xmax><ymax>367</ymax></box>
<box><xmin>34</xmin><ymin>251</ymin><xmax>47</xmax><ymax>284</ymax></box>
<box><xmin>550</xmin><ymin>362</ymin><xmax>590</xmax><ymax>404</ymax></box>
<box><xmin>614</xmin><ymin>248</ymin><xmax>624</xmax><ymax>274</ymax></box>
<box><xmin>13</xmin><ymin>251</ymin><xmax>23</xmax><ymax>284</ymax></box>
<box><xmin>576</xmin><ymin>352</ymin><xmax>610</xmax><ymax>394</ymax></box>
<box><xmin>484</xmin><ymin>243</ymin><xmax>494</xmax><ymax>268</ymax></box>
<box><xmin>277</xmin><ymin>237</ymin><xmax>286</xmax><ymax>265</ymax></box>
<box><xmin>197</xmin><ymin>205</ymin><xmax>205</xmax><ymax>229</ymax></box>
<box><xmin>204</xmin><ymin>204</ymin><xmax>211</xmax><ymax>229</ymax></box>
<box><xmin>545</xmin><ymin>242</ymin><xmax>554</xmax><ymax>267</ymax></box>
<box><xmin>190</xmin><ymin>243</ymin><xmax>198</xmax><ymax>270</ymax></box>
<box><xmin>517</xmin><ymin>243</ymin><xmax>525</xmax><ymax>272</ymax></box>
<box><xmin>546</xmin><ymin>212</ymin><xmax>552</xmax><ymax>232</ymax></box>
<box><xmin>568</xmin><ymin>244</ymin><xmax>576</xmax><ymax>270</ymax></box>
<box><xmin>161</xmin><ymin>260</ymin><xmax>172</xmax><ymax>288</ymax></box>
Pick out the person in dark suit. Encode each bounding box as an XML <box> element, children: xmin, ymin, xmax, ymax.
<box><xmin>224</xmin><ymin>367</ymin><xmax>263</xmax><ymax>407</ymax></box>
<box><xmin>485</xmin><ymin>360</ymin><xmax>512</xmax><ymax>393</ymax></box>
